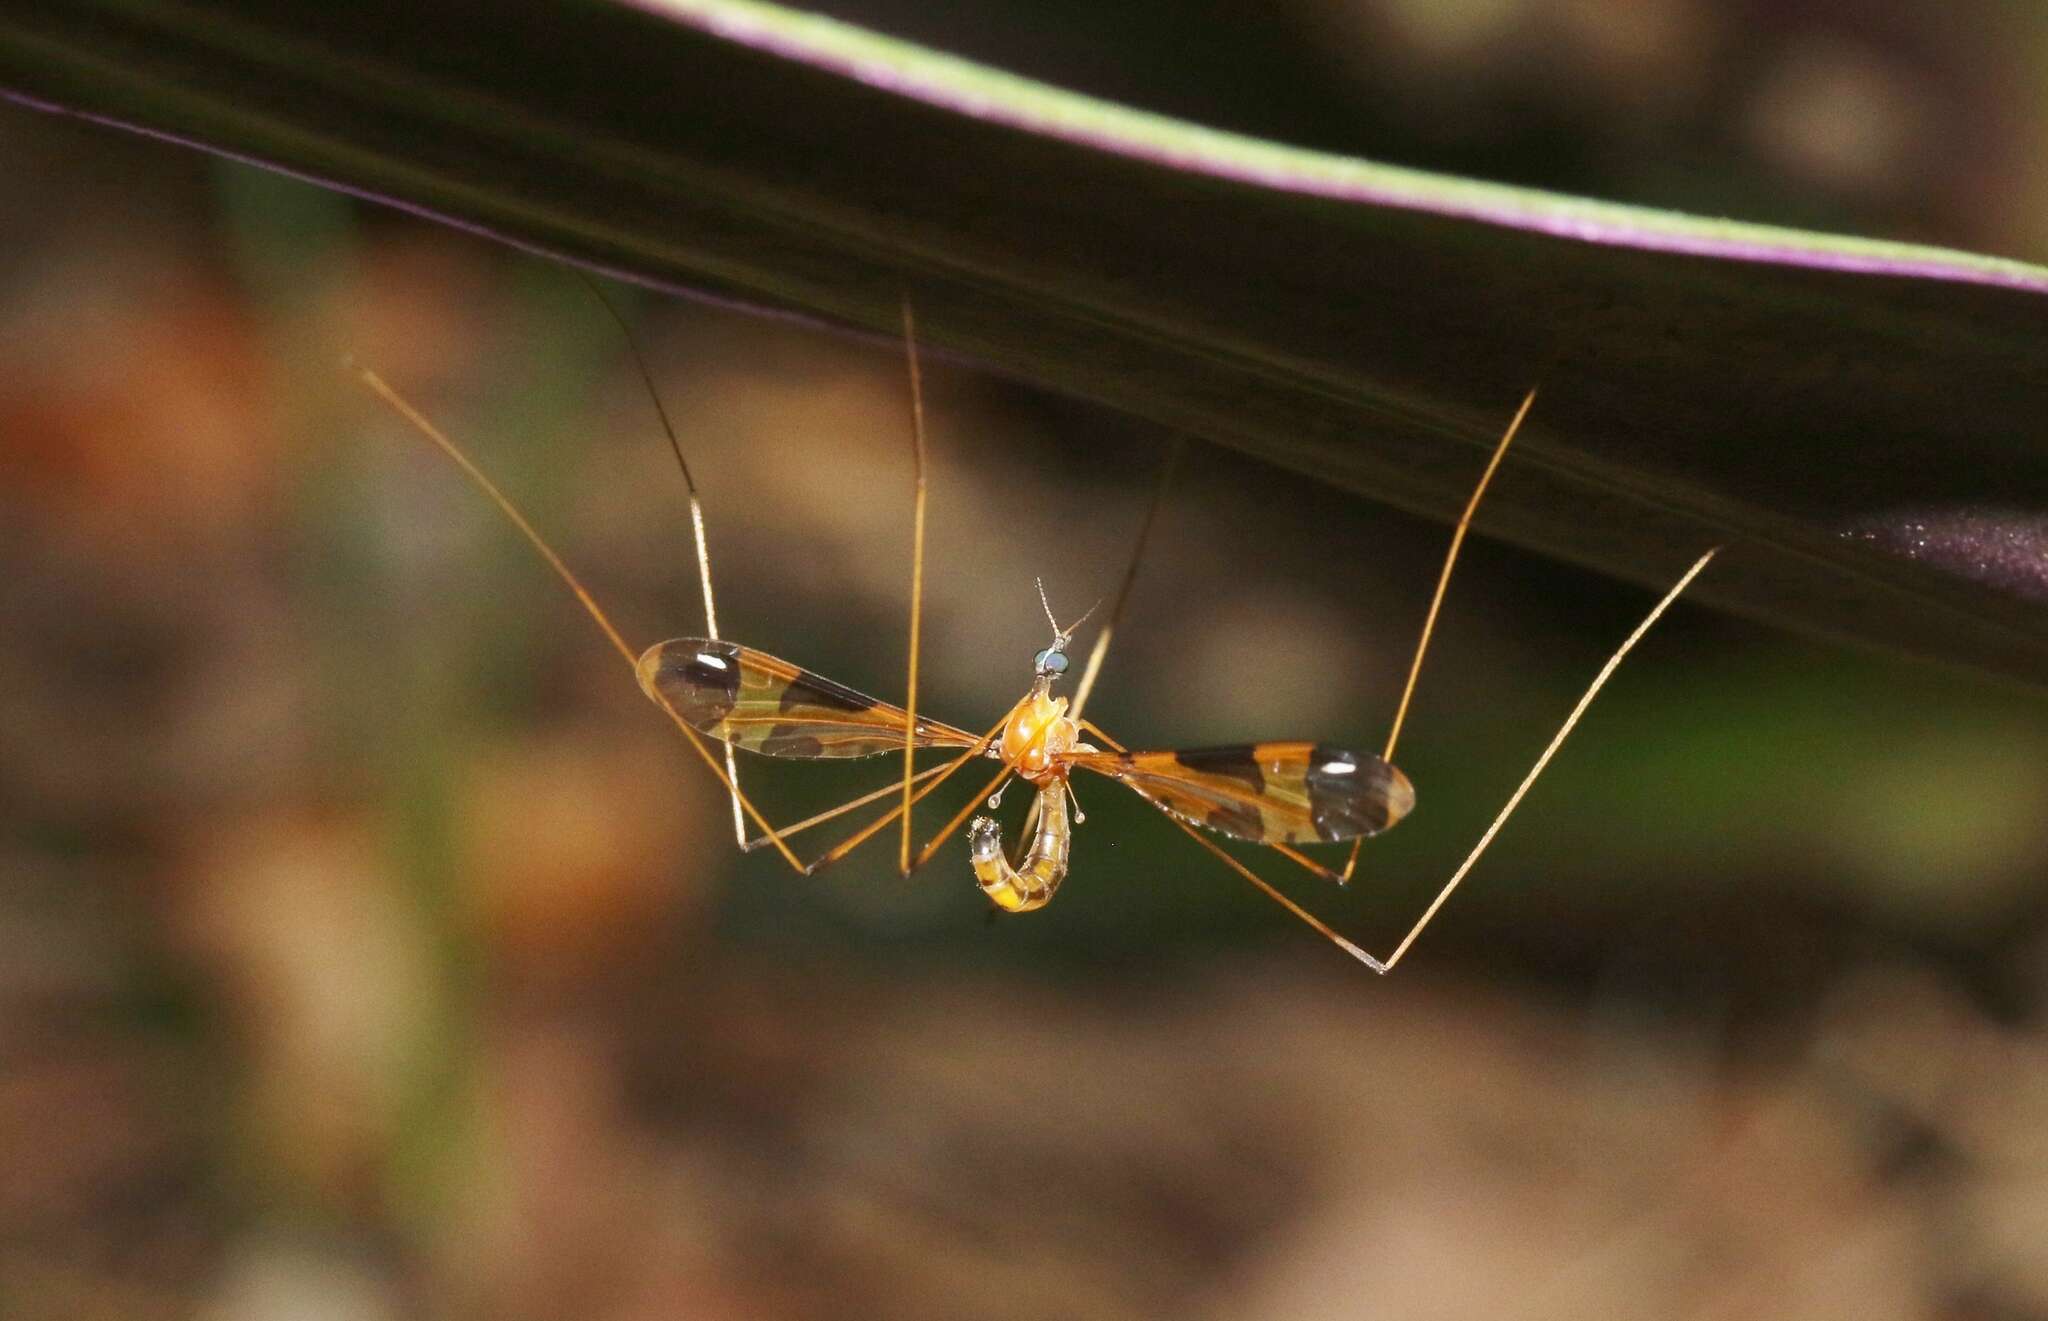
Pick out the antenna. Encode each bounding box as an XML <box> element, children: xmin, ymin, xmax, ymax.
<box><xmin>1035</xmin><ymin>578</ymin><xmax>1105</xmax><ymax>645</ymax></box>
<box><xmin>1036</xmin><ymin>577</ymin><xmax>1062</xmax><ymax>638</ymax></box>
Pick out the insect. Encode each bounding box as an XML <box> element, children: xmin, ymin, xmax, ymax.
<box><xmin>354</xmin><ymin>291</ymin><xmax>1717</xmax><ymax>974</ymax></box>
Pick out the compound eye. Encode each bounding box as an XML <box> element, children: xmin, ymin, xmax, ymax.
<box><xmin>1033</xmin><ymin>647</ymin><xmax>1069</xmax><ymax>675</ymax></box>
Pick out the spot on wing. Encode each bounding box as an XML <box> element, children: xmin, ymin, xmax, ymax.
<box><xmin>780</xmin><ymin>668</ymin><xmax>882</xmax><ymax>714</ymax></box>
<box><xmin>1204</xmin><ymin>799</ymin><xmax>1267</xmax><ymax>841</ymax></box>
<box><xmin>759</xmin><ymin>726</ymin><xmax>826</xmax><ymax>758</ymax></box>
<box><xmin>1173</xmin><ymin>745</ymin><xmax>1267</xmax><ymax>794</ymax></box>
<box><xmin>1303</xmin><ymin>743</ymin><xmax>1415</xmax><ymax>842</ymax></box>
<box><xmin>640</xmin><ymin>639</ymin><xmax>743</xmax><ymax>725</ymax></box>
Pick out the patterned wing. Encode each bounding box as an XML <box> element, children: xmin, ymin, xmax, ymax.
<box><xmin>1069</xmin><ymin>742</ymin><xmax>1414</xmax><ymax>845</ymax></box>
<box><xmin>636</xmin><ymin>639</ymin><xmax>982</xmax><ymax>758</ymax></box>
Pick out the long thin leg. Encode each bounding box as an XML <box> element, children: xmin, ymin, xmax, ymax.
<box><xmin>766</xmin><ymin>708</ymin><xmax>1014</xmax><ymax>873</ymax></box>
<box><xmin>798</xmin><ymin>700</ymin><xmax>1024</xmax><ymax>876</ymax></box>
<box><xmin>360</xmin><ymin>360</ymin><xmax>1022</xmax><ymax>886</ymax></box>
<box><xmin>911</xmin><ymin>764</ymin><xmax>1016</xmax><ymax>872</ymax></box>
<box><xmin>577</xmin><ymin>273</ymin><xmax>748</xmax><ymax>849</ymax></box>
<box><xmin>353</xmin><ymin>365</ymin><xmax>807</xmax><ymax>873</ymax></box>
<box><xmin>1077</xmin><ymin>718</ymin><xmax>1125</xmax><ymax>751</ymax></box>
<box><xmin>562</xmin><ymin>291</ymin><xmax>970</xmax><ymax>878</ymax></box>
<box><xmin>1161</xmin><ymin>547</ymin><xmax>1719</xmax><ymax>973</ymax></box>
<box><xmin>1069</xmin><ymin>437</ymin><xmax>1184</xmax><ymax>724</ymax></box>
<box><xmin>742</xmin><ymin>761</ymin><xmax>953</xmax><ymax>849</ymax></box>
<box><xmin>1162</xmin><ymin>813</ymin><xmax>1391</xmax><ymax>971</ymax></box>
<box><xmin>1370</xmin><ymin>547</ymin><xmax>1718</xmax><ymax>971</ymax></box>
<box><xmin>811</xmin><ymin>760</ymin><xmax>1016</xmax><ymax>877</ymax></box>
<box><xmin>897</xmin><ymin>300</ymin><xmax>932</xmax><ymax>876</ymax></box>
<box><xmin>1342</xmin><ymin>387</ymin><xmax>1537</xmax><ymax>882</ymax></box>
<box><xmin>1270</xmin><ymin>843</ymin><xmax>1347</xmax><ymax>885</ymax></box>
<box><xmin>1010</xmin><ymin>445</ymin><xmax>1182</xmax><ymax>864</ymax></box>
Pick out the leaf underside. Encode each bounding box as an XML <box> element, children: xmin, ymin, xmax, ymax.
<box><xmin>2</xmin><ymin>0</ymin><xmax>2044</xmax><ymax>686</ymax></box>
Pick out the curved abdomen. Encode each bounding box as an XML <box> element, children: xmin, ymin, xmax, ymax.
<box><xmin>969</xmin><ymin>784</ymin><xmax>1071</xmax><ymax>913</ymax></box>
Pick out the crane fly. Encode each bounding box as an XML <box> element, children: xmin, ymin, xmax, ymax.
<box><xmin>353</xmin><ymin>289</ymin><xmax>1717</xmax><ymax>974</ymax></box>
<box><xmin>632</xmin><ymin>592</ymin><xmax>1416</xmax><ymax>916</ymax></box>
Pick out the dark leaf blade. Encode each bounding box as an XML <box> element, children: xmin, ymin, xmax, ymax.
<box><xmin>2</xmin><ymin>1</ymin><xmax>2045</xmax><ymax>683</ymax></box>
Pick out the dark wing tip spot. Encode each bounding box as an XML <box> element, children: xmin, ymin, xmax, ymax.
<box><xmin>637</xmin><ymin>638</ymin><xmax>742</xmax><ymax>724</ymax></box>
<box><xmin>1304</xmin><ymin>744</ymin><xmax>1415</xmax><ymax>843</ymax></box>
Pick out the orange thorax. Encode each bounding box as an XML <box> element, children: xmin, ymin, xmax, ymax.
<box><xmin>1001</xmin><ymin>685</ymin><xmax>1077</xmax><ymax>784</ymax></box>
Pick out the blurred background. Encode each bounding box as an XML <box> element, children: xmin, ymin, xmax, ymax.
<box><xmin>4</xmin><ymin>1</ymin><xmax>2048</xmax><ymax>1317</ymax></box>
